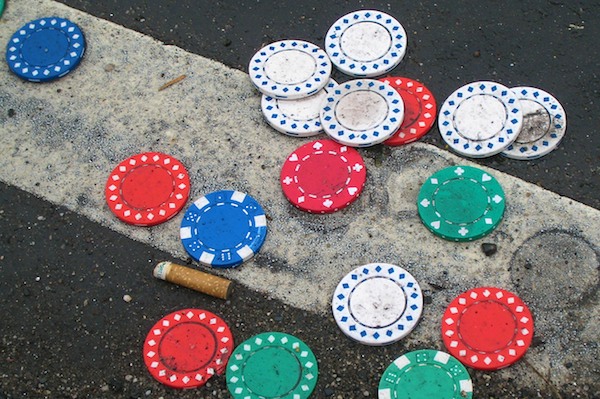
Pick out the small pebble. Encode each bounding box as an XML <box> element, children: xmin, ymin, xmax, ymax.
<box><xmin>481</xmin><ymin>243</ymin><xmax>497</xmax><ymax>256</ymax></box>
<box><xmin>123</xmin><ymin>294</ymin><xmax>132</xmax><ymax>303</ymax></box>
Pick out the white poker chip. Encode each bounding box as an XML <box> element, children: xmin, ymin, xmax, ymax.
<box><xmin>332</xmin><ymin>263</ymin><xmax>423</xmax><ymax>346</ymax></box>
<box><xmin>438</xmin><ymin>81</ymin><xmax>523</xmax><ymax>158</ymax></box>
<box><xmin>248</xmin><ymin>40</ymin><xmax>332</xmax><ymax>100</ymax></box>
<box><xmin>321</xmin><ymin>79</ymin><xmax>404</xmax><ymax>147</ymax></box>
<box><xmin>501</xmin><ymin>86</ymin><xmax>567</xmax><ymax>160</ymax></box>
<box><xmin>261</xmin><ymin>79</ymin><xmax>338</xmax><ymax>137</ymax></box>
<box><xmin>325</xmin><ymin>10</ymin><xmax>407</xmax><ymax>78</ymax></box>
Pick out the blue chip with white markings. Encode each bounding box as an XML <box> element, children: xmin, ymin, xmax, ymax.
<box><xmin>438</xmin><ymin>81</ymin><xmax>523</xmax><ymax>158</ymax></box>
<box><xmin>325</xmin><ymin>10</ymin><xmax>407</xmax><ymax>78</ymax></box>
<box><xmin>332</xmin><ymin>263</ymin><xmax>423</xmax><ymax>346</ymax></box>
<box><xmin>248</xmin><ymin>40</ymin><xmax>332</xmax><ymax>100</ymax></box>
<box><xmin>261</xmin><ymin>79</ymin><xmax>338</xmax><ymax>137</ymax></box>
<box><xmin>321</xmin><ymin>79</ymin><xmax>404</xmax><ymax>147</ymax></box>
<box><xmin>6</xmin><ymin>17</ymin><xmax>86</xmax><ymax>82</ymax></box>
<box><xmin>180</xmin><ymin>190</ymin><xmax>268</xmax><ymax>268</ymax></box>
<box><xmin>502</xmin><ymin>86</ymin><xmax>567</xmax><ymax>160</ymax></box>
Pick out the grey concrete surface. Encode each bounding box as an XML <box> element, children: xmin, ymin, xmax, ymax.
<box><xmin>1</xmin><ymin>0</ymin><xmax>599</xmax><ymax>398</ymax></box>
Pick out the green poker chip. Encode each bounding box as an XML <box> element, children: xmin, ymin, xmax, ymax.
<box><xmin>378</xmin><ymin>349</ymin><xmax>473</xmax><ymax>399</ymax></box>
<box><xmin>417</xmin><ymin>165</ymin><xmax>505</xmax><ymax>241</ymax></box>
<box><xmin>227</xmin><ymin>332</ymin><xmax>318</xmax><ymax>399</ymax></box>
<box><xmin>0</xmin><ymin>0</ymin><xmax>5</xmax><ymax>17</ymax></box>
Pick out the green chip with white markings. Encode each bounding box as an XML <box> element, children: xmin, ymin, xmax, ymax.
<box><xmin>226</xmin><ymin>332</ymin><xmax>318</xmax><ymax>399</ymax></box>
<box><xmin>0</xmin><ymin>0</ymin><xmax>5</xmax><ymax>17</ymax></box>
<box><xmin>417</xmin><ymin>165</ymin><xmax>505</xmax><ymax>241</ymax></box>
<box><xmin>378</xmin><ymin>349</ymin><xmax>473</xmax><ymax>399</ymax></box>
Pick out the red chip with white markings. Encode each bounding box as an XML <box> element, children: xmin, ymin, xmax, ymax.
<box><xmin>105</xmin><ymin>152</ymin><xmax>190</xmax><ymax>226</ymax></box>
<box><xmin>379</xmin><ymin>77</ymin><xmax>437</xmax><ymax>146</ymax></box>
<box><xmin>143</xmin><ymin>309</ymin><xmax>233</xmax><ymax>389</ymax></box>
<box><xmin>441</xmin><ymin>287</ymin><xmax>534</xmax><ymax>371</ymax></box>
<box><xmin>280</xmin><ymin>139</ymin><xmax>367</xmax><ymax>213</ymax></box>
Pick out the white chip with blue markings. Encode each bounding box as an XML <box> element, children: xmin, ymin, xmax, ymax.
<box><xmin>502</xmin><ymin>86</ymin><xmax>567</xmax><ymax>160</ymax></box>
<box><xmin>325</xmin><ymin>10</ymin><xmax>407</xmax><ymax>78</ymax></box>
<box><xmin>261</xmin><ymin>79</ymin><xmax>338</xmax><ymax>137</ymax></box>
<box><xmin>248</xmin><ymin>40</ymin><xmax>332</xmax><ymax>100</ymax></box>
<box><xmin>332</xmin><ymin>263</ymin><xmax>423</xmax><ymax>346</ymax></box>
<box><xmin>321</xmin><ymin>79</ymin><xmax>404</xmax><ymax>147</ymax></box>
<box><xmin>180</xmin><ymin>190</ymin><xmax>268</xmax><ymax>268</ymax></box>
<box><xmin>438</xmin><ymin>81</ymin><xmax>523</xmax><ymax>158</ymax></box>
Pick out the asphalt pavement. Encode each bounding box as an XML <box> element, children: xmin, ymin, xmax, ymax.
<box><xmin>1</xmin><ymin>1</ymin><xmax>599</xmax><ymax>399</ymax></box>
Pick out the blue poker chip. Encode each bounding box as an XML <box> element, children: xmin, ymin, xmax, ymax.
<box><xmin>180</xmin><ymin>190</ymin><xmax>268</xmax><ymax>268</ymax></box>
<box><xmin>248</xmin><ymin>40</ymin><xmax>332</xmax><ymax>100</ymax></box>
<box><xmin>502</xmin><ymin>86</ymin><xmax>567</xmax><ymax>160</ymax></box>
<box><xmin>331</xmin><ymin>263</ymin><xmax>423</xmax><ymax>346</ymax></box>
<box><xmin>6</xmin><ymin>17</ymin><xmax>86</xmax><ymax>82</ymax></box>
<box><xmin>325</xmin><ymin>10</ymin><xmax>407</xmax><ymax>78</ymax></box>
<box><xmin>261</xmin><ymin>79</ymin><xmax>339</xmax><ymax>137</ymax></box>
<box><xmin>438</xmin><ymin>81</ymin><xmax>523</xmax><ymax>158</ymax></box>
<box><xmin>321</xmin><ymin>79</ymin><xmax>404</xmax><ymax>147</ymax></box>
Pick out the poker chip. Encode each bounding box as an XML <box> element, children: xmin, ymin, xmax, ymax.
<box><xmin>180</xmin><ymin>190</ymin><xmax>268</xmax><ymax>268</ymax></box>
<box><xmin>226</xmin><ymin>332</ymin><xmax>318</xmax><ymax>399</ymax></box>
<box><xmin>280</xmin><ymin>139</ymin><xmax>366</xmax><ymax>213</ymax></box>
<box><xmin>379</xmin><ymin>77</ymin><xmax>437</xmax><ymax>146</ymax></box>
<box><xmin>261</xmin><ymin>79</ymin><xmax>338</xmax><ymax>137</ymax></box>
<box><xmin>105</xmin><ymin>152</ymin><xmax>190</xmax><ymax>226</ymax></box>
<box><xmin>502</xmin><ymin>86</ymin><xmax>567</xmax><ymax>160</ymax></box>
<box><xmin>321</xmin><ymin>79</ymin><xmax>404</xmax><ymax>147</ymax></box>
<box><xmin>417</xmin><ymin>165</ymin><xmax>505</xmax><ymax>241</ymax></box>
<box><xmin>442</xmin><ymin>287</ymin><xmax>534</xmax><ymax>370</ymax></box>
<box><xmin>332</xmin><ymin>263</ymin><xmax>423</xmax><ymax>346</ymax></box>
<box><xmin>248</xmin><ymin>40</ymin><xmax>332</xmax><ymax>100</ymax></box>
<box><xmin>0</xmin><ymin>0</ymin><xmax>4</xmax><ymax>17</ymax></box>
<box><xmin>325</xmin><ymin>10</ymin><xmax>407</xmax><ymax>78</ymax></box>
<box><xmin>378</xmin><ymin>349</ymin><xmax>473</xmax><ymax>399</ymax></box>
<box><xmin>6</xmin><ymin>17</ymin><xmax>86</xmax><ymax>82</ymax></box>
<box><xmin>143</xmin><ymin>309</ymin><xmax>233</xmax><ymax>389</ymax></box>
<box><xmin>438</xmin><ymin>81</ymin><xmax>523</xmax><ymax>158</ymax></box>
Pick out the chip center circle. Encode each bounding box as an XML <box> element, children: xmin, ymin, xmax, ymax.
<box><xmin>196</xmin><ymin>204</ymin><xmax>251</xmax><ymax>250</ymax></box>
<box><xmin>277</xmin><ymin>89</ymin><xmax>328</xmax><ymax>121</ymax></box>
<box><xmin>340</xmin><ymin>21</ymin><xmax>392</xmax><ymax>62</ymax></box>
<box><xmin>335</xmin><ymin>90</ymin><xmax>388</xmax><ymax>131</ymax></box>
<box><xmin>454</xmin><ymin>94</ymin><xmax>507</xmax><ymax>140</ymax></box>
<box><xmin>296</xmin><ymin>152</ymin><xmax>351</xmax><ymax>197</ymax></box>
<box><xmin>242</xmin><ymin>346</ymin><xmax>301</xmax><ymax>397</ymax></box>
<box><xmin>22</xmin><ymin>29</ymin><xmax>69</xmax><ymax>66</ymax></box>
<box><xmin>393</xmin><ymin>363</ymin><xmax>457</xmax><ymax>397</ymax></box>
<box><xmin>121</xmin><ymin>165</ymin><xmax>174</xmax><ymax>210</ymax></box>
<box><xmin>158</xmin><ymin>322</ymin><xmax>217</xmax><ymax>373</ymax></box>
<box><xmin>515</xmin><ymin>99</ymin><xmax>551</xmax><ymax>144</ymax></box>
<box><xmin>434</xmin><ymin>179</ymin><xmax>488</xmax><ymax>224</ymax></box>
<box><xmin>458</xmin><ymin>300</ymin><xmax>518</xmax><ymax>353</ymax></box>
<box><xmin>264</xmin><ymin>49</ymin><xmax>317</xmax><ymax>85</ymax></box>
<box><xmin>399</xmin><ymin>89</ymin><xmax>423</xmax><ymax>128</ymax></box>
<box><xmin>350</xmin><ymin>277</ymin><xmax>406</xmax><ymax>328</ymax></box>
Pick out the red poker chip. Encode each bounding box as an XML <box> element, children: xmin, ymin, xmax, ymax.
<box><xmin>280</xmin><ymin>139</ymin><xmax>367</xmax><ymax>213</ymax></box>
<box><xmin>379</xmin><ymin>77</ymin><xmax>437</xmax><ymax>146</ymax></box>
<box><xmin>441</xmin><ymin>287</ymin><xmax>534</xmax><ymax>371</ymax></box>
<box><xmin>105</xmin><ymin>152</ymin><xmax>190</xmax><ymax>226</ymax></box>
<box><xmin>143</xmin><ymin>309</ymin><xmax>234</xmax><ymax>389</ymax></box>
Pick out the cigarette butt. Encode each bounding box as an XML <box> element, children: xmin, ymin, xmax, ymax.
<box><xmin>153</xmin><ymin>261</ymin><xmax>232</xmax><ymax>300</ymax></box>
